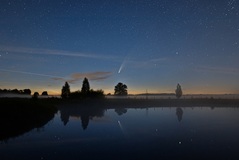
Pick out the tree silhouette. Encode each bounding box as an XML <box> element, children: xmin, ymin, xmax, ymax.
<box><xmin>61</xmin><ymin>82</ymin><xmax>70</xmax><ymax>99</ymax></box>
<box><xmin>41</xmin><ymin>91</ymin><xmax>48</xmax><ymax>96</ymax></box>
<box><xmin>12</xmin><ymin>89</ymin><xmax>20</xmax><ymax>94</ymax></box>
<box><xmin>23</xmin><ymin>89</ymin><xmax>31</xmax><ymax>95</ymax></box>
<box><xmin>81</xmin><ymin>77</ymin><xmax>90</xmax><ymax>94</ymax></box>
<box><xmin>175</xmin><ymin>83</ymin><xmax>183</xmax><ymax>99</ymax></box>
<box><xmin>114</xmin><ymin>82</ymin><xmax>128</xmax><ymax>95</ymax></box>
<box><xmin>32</xmin><ymin>92</ymin><xmax>39</xmax><ymax>99</ymax></box>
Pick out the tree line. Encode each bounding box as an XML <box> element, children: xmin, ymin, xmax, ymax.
<box><xmin>0</xmin><ymin>89</ymin><xmax>49</xmax><ymax>96</ymax></box>
<box><xmin>61</xmin><ymin>77</ymin><xmax>105</xmax><ymax>99</ymax></box>
<box><xmin>0</xmin><ymin>89</ymin><xmax>31</xmax><ymax>95</ymax></box>
<box><xmin>0</xmin><ymin>78</ymin><xmax>183</xmax><ymax>99</ymax></box>
<box><xmin>61</xmin><ymin>78</ymin><xmax>183</xmax><ymax>99</ymax></box>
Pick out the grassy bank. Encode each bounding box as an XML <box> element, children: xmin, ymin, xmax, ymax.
<box><xmin>0</xmin><ymin>98</ymin><xmax>58</xmax><ymax>142</ymax></box>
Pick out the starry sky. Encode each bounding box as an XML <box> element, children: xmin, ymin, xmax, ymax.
<box><xmin>0</xmin><ymin>0</ymin><xmax>239</xmax><ymax>95</ymax></box>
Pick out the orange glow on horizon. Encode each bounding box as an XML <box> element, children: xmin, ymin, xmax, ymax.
<box><xmin>3</xmin><ymin>83</ymin><xmax>238</xmax><ymax>96</ymax></box>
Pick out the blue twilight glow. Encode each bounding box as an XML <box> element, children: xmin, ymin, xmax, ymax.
<box><xmin>0</xmin><ymin>0</ymin><xmax>239</xmax><ymax>94</ymax></box>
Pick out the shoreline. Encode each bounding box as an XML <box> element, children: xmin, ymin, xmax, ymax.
<box><xmin>58</xmin><ymin>98</ymin><xmax>239</xmax><ymax>108</ymax></box>
<box><xmin>1</xmin><ymin>97</ymin><xmax>239</xmax><ymax>108</ymax></box>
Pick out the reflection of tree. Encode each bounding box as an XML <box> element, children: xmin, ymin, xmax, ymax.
<box><xmin>115</xmin><ymin>108</ymin><xmax>127</xmax><ymax>116</ymax></box>
<box><xmin>59</xmin><ymin>105</ymin><xmax>105</xmax><ymax>130</ymax></box>
<box><xmin>176</xmin><ymin>107</ymin><xmax>183</xmax><ymax>122</ymax></box>
<box><xmin>81</xmin><ymin>115</ymin><xmax>89</xmax><ymax>130</ymax></box>
<box><xmin>60</xmin><ymin>111</ymin><xmax>69</xmax><ymax>126</ymax></box>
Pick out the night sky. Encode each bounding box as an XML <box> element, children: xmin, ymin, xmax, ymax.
<box><xmin>0</xmin><ymin>0</ymin><xmax>239</xmax><ymax>95</ymax></box>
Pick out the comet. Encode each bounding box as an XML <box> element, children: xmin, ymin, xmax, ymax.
<box><xmin>118</xmin><ymin>63</ymin><xmax>125</xmax><ymax>74</ymax></box>
<box><xmin>118</xmin><ymin>52</ymin><xmax>131</xmax><ymax>74</ymax></box>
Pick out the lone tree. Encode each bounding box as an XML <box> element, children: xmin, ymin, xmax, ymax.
<box><xmin>81</xmin><ymin>77</ymin><xmax>90</xmax><ymax>94</ymax></box>
<box><xmin>175</xmin><ymin>83</ymin><xmax>183</xmax><ymax>99</ymax></box>
<box><xmin>114</xmin><ymin>82</ymin><xmax>128</xmax><ymax>95</ymax></box>
<box><xmin>61</xmin><ymin>82</ymin><xmax>70</xmax><ymax>99</ymax></box>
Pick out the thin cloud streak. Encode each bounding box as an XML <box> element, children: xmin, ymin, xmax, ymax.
<box><xmin>0</xmin><ymin>69</ymin><xmax>64</xmax><ymax>78</ymax></box>
<box><xmin>0</xmin><ymin>69</ymin><xmax>112</xmax><ymax>83</ymax></box>
<box><xmin>0</xmin><ymin>45</ymin><xmax>116</xmax><ymax>60</ymax></box>
<box><xmin>194</xmin><ymin>66</ymin><xmax>239</xmax><ymax>75</ymax></box>
<box><xmin>53</xmin><ymin>71</ymin><xmax>112</xmax><ymax>83</ymax></box>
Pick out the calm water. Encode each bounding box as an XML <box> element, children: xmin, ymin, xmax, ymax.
<box><xmin>1</xmin><ymin>106</ymin><xmax>239</xmax><ymax>160</ymax></box>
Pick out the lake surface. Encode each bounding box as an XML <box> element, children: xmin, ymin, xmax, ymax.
<box><xmin>1</xmin><ymin>106</ymin><xmax>239</xmax><ymax>160</ymax></box>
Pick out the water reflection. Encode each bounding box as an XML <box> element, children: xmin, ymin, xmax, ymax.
<box><xmin>1</xmin><ymin>106</ymin><xmax>239</xmax><ymax>160</ymax></box>
<box><xmin>176</xmin><ymin>107</ymin><xmax>183</xmax><ymax>122</ymax></box>
<box><xmin>115</xmin><ymin>108</ymin><xmax>127</xmax><ymax>116</ymax></box>
<box><xmin>59</xmin><ymin>106</ymin><xmax>105</xmax><ymax>130</ymax></box>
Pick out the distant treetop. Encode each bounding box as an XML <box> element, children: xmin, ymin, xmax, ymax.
<box><xmin>175</xmin><ymin>83</ymin><xmax>183</xmax><ymax>99</ymax></box>
<box><xmin>114</xmin><ymin>82</ymin><xmax>128</xmax><ymax>95</ymax></box>
<box><xmin>41</xmin><ymin>91</ymin><xmax>48</xmax><ymax>96</ymax></box>
<box><xmin>81</xmin><ymin>77</ymin><xmax>90</xmax><ymax>94</ymax></box>
<box><xmin>32</xmin><ymin>92</ymin><xmax>39</xmax><ymax>100</ymax></box>
<box><xmin>61</xmin><ymin>82</ymin><xmax>70</xmax><ymax>99</ymax></box>
<box><xmin>0</xmin><ymin>88</ymin><xmax>31</xmax><ymax>95</ymax></box>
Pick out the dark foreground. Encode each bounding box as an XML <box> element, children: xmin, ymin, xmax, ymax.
<box><xmin>0</xmin><ymin>98</ymin><xmax>57</xmax><ymax>141</ymax></box>
<box><xmin>1</xmin><ymin>98</ymin><xmax>239</xmax><ymax>160</ymax></box>
<box><xmin>58</xmin><ymin>97</ymin><xmax>239</xmax><ymax>108</ymax></box>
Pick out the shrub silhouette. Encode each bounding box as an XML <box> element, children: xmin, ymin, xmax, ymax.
<box><xmin>23</xmin><ymin>89</ymin><xmax>31</xmax><ymax>95</ymax></box>
<box><xmin>41</xmin><ymin>91</ymin><xmax>48</xmax><ymax>96</ymax></box>
<box><xmin>32</xmin><ymin>92</ymin><xmax>39</xmax><ymax>100</ymax></box>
